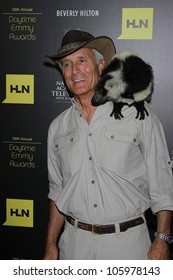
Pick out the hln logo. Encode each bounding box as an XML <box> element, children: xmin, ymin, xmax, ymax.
<box><xmin>126</xmin><ymin>19</ymin><xmax>148</xmax><ymax>28</ymax></box>
<box><xmin>10</xmin><ymin>208</ymin><xmax>30</xmax><ymax>217</ymax></box>
<box><xmin>118</xmin><ymin>8</ymin><xmax>153</xmax><ymax>40</ymax></box>
<box><xmin>10</xmin><ymin>84</ymin><xmax>30</xmax><ymax>94</ymax></box>
<box><xmin>3</xmin><ymin>74</ymin><xmax>34</xmax><ymax>104</ymax></box>
<box><xmin>3</xmin><ymin>198</ymin><xmax>34</xmax><ymax>227</ymax></box>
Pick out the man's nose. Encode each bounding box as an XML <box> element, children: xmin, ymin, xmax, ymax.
<box><xmin>72</xmin><ymin>63</ymin><xmax>80</xmax><ymax>74</ymax></box>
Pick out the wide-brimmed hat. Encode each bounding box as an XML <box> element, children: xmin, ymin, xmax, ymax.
<box><xmin>47</xmin><ymin>30</ymin><xmax>116</xmax><ymax>66</ymax></box>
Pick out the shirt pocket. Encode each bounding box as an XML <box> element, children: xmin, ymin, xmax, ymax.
<box><xmin>99</xmin><ymin>129</ymin><xmax>141</xmax><ymax>172</ymax></box>
<box><xmin>53</xmin><ymin>129</ymin><xmax>80</xmax><ymax>175</ymax></box>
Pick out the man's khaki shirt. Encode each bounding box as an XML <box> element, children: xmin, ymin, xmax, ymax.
<box><xmin>48</xmin><ymin>100</ymin><xmax>173</xmax><ymax>223</ymax></box>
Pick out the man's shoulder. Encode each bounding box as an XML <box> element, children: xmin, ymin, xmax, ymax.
<box><xmin>52</xmin><ymin>104</ymin><xmax>73</xmax><ymax>122</ymax></box>
<box><xmin>49</xmin><ymin>104</ymin><xmax>75</xmax><ymax>133</ymax></box>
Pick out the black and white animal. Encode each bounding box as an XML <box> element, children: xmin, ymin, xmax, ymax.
<box><xmin>92</xmin><ymin>51</ymin><xmax>154</xmax><ymax>120</ymax></box>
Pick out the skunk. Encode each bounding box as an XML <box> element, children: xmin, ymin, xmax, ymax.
<box><xmin>92</xmin><ymin>51</ymin><xmax>154</xmax><ymax>120</ymax></box>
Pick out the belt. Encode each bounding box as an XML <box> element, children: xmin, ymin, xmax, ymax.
<box><xmin>66</xmin><ymin>215</ymin><xmax>144</xmax><ymax>235</ymax></box>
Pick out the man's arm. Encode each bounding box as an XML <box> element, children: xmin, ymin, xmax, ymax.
<box><xmin>147</xmin><ymin>210</ymin><xmax>173</xmax><ymax>259</ymax></box>
<box><xmin>43</xmin><ymin>200</ymin><xmax>65</xmax><ymax>260</ymax></box>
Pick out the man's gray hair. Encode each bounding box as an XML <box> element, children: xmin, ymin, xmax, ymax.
<box><xmin>92</xmin><ymin>49</ymin><xmax>104</xmax><ymax>64</ymax></box>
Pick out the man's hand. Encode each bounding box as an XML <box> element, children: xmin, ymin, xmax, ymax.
<box><xmin>148</xmin><ymin>238</ymin><xmax>169</xmax><ymax>259</ymax></box>
<box><xmin>43</xmin><ymin>243</ymin><xmax>59</xmax><ymax>260</ymax></box>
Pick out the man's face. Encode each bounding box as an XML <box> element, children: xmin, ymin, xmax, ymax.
<box><xmin>60</xmin><ymin>48</ymin><xmax>105</xmax><ymax>98</ymax></box>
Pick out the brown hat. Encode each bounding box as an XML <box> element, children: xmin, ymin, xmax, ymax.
<box><xmin>47</xmin><ymin>30</ymin><xmax>116</xmax><ymax>66</ymax></box>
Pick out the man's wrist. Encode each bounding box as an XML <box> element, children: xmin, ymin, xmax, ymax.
<box><xmin>154</xmin><ymin>231</ymin><xmax>173</xmax><ymax>244</ymax></box>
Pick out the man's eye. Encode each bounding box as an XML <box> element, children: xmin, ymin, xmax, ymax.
<box><xmin>80</xmin><ymin>58</ymin><xmax>86</xmax><ymax>63</ymax></box>
<box><xmin>61</xmin><ymin>62</ymin><xmax>71</xmax><ymax>69</ymax></box>
<box><xmin>63</xmin><ymin>63</ymin><xmax>70</xmax><ymax>68</ymax></box>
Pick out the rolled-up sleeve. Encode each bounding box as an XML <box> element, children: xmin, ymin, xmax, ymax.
<box><xmin>142</xmin><ymin>118</ymin><xmax>173</xmax><ymax>213</ymax></box>
<box><xmin>47</xmin><ymin>119</ymin><xmax>63</xmax><ymax>201</ymax></box>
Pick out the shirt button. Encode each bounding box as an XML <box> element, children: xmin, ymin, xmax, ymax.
<box><xmin>91</xmin><ymin>180</ymin><xmax>95</xmax><ymax>184</ymax></box>
<box><xmin>94</xmin><ymin>204</ymin><xmax>97</xmax><ymax>207</ymax></box>
<box><xmin>89</xmin><ymin>132</ymin><xmax>92</xmax><ymax>136</ymax></box>
<box><xmin>89</xmin><ymin>156</ymin><xmax>92</xmax><ymax>160</ymax></box>
<box><xmin>111</xmin><ymin>135</ymin><xmax>114</xmax><ymax>139</ymax></box>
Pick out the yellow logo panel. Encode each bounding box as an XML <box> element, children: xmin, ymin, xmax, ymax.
<box><xmin>118</xmin><ymin>8</ymin><xmax>154</xmax><ymax>40</ymax></box>
<box><xmin>3</xmin><ymin>74</ymin><xmax>34</xmax><ymax>104</ymax></box>
<box><xmin>3</xmin><ymin>198</ymin><xmax>34</xmax><ymax>227</ymax></box>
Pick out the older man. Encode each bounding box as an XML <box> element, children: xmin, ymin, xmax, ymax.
<box><xmin>43</xmin><ymin>30</ymin><xmax>173</xmax><ymax>260</ymax></box>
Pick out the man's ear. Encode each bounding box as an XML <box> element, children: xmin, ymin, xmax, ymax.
<box><xmin>98</xmin><ymin>59</ymin><xmax>105</xmax><ymax>75</ymax></box>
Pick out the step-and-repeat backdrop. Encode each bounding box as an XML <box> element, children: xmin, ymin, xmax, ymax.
<box><xmin>0</xmin><ymin>0</ymin><xmax>173</xmax><ymax>260</ymax></box>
